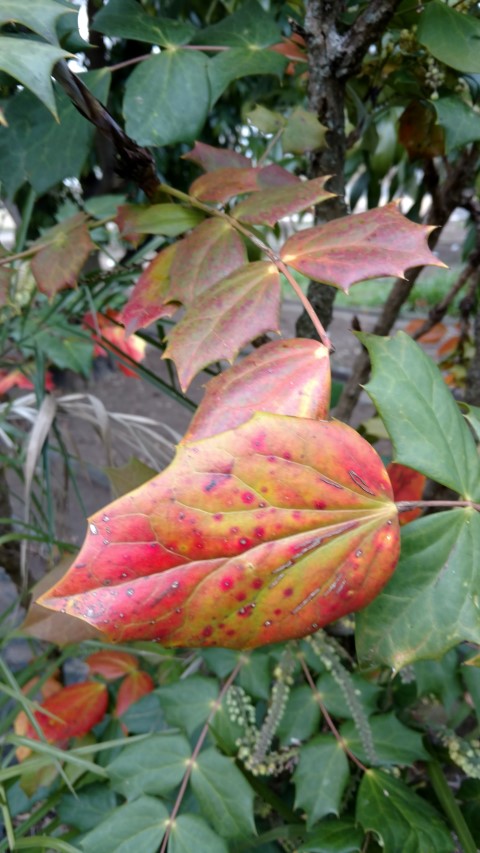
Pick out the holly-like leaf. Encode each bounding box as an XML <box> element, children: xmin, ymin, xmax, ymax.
<box><xmin>121</xmin><ymin>243</ymin><xmax>179</xmax><ymax>335</ymax></box>
<box><xmin>341</xmin><ymin>713</ymin><xmax>429</xmax><ymax>766</ymax></box>
<box><xmin>190</xmin><ymin>748</ymin><xmax>256</xmax><ymax>839</ymax></box>
<box><xmin>246</xmin><ymin>104</ymin><xmax>285</xmax><ymax>135</ymax></box>
<box><xmin>168</xmin><ymin>218</ymin><xmax>247</xmax><ymax>305</ymax></box>
<box><xmin>417</xmin><ymin>0</ymin><xmax>480</xmax><ymax>73</ymax></box>
<box><xmin>30</xmin><ymin>213</ymin><xmax>94</xmax><ymax>297</ymax></box>
<box><xmin>208</xmin><ymin>48</ymin><xmax>286</xmax><ymax>105</ymax></box>
<box><xmin>232</xmin><ymin>176</ymin><xmax>334</xmax><ymax>227</ymax></box>
<box><xmin>184</xmin><ymin>339</ymin><xmax>331</xmax><ymax>442</ymax></box>
<box><xmin>169</xmin><ymin>815</ymin><xmax>228</xmax><ymax>853</ymax></box>
<box><xmin>26</xmin><ymin>681</ymin><xmax>108</xmax><ymax>744</ymax></box>
<box><xmin>360</xmin><ymin>332</ymin><xmax>480</xmax><ymax>498</ymax></box>
<box><xmin>85</xmin><ymin>650</ymin><xmax>138</xmax><ymax>680</ymax></box>
<box><xmin>93</xmin><ymin>0</ymin><xmax>195</xmax><ymax>46</ymax></box>
<box><xmin>80</xmin><ymin>795</ymin><xmax>168</xmax><ymax>853</ymax></box>
<box><xmin>355</xmin><ymin>509</ymin><xmax>480</xmax><ymax>670</ymax></box>
<box><xmin>280</xmin><ymin>203</ymin><xmax>445</xmax><ymax>292</ymax></box>
<box><xmin>356</xmin><ymin>769</ymin><xmax>454</xmax><ymax>853</ymax></box>
<box><xmin>0</xmin><ymin>1</ymin><xmax>75</xmax><ymax>46</ymax></box>
<box><xmin>182</xmin><ymin>141</ymin><xmax>250</xmax><ymax>172</ymax></box>
<box><xmin>115</xmin><ymin>670</ymin><xmax>155</xmax><ymax>719</ymax></box>
<box><xmin>0</xmin><ymin>37</ymin><xmax>70</xmax><ymax>118</ymax></box>
<box><xmin>283</xmin><ymin>107</ymin><xmax>328</xmax><ymax>154</ymax></box>
<box><xmin>58</xmin><ymin>784</ymin><xmax>118</xmax><ymax>833</ymax></box>
<box><xmin>386</xmin><ymin>463</ymin><xmax>426</xmax><ymax>525</ymax></box>
<box><xmin>190</xmin><ymin>164</ymin><xmax>298</xmax><ymax>203</ymax></box>
<box><xmin>158</xmin><ymin>676</ymin><xmax>219</xmax><ymax>736</ymax></box>
<box><xmin>434</xmin><ymin>96</ymin><xmax>480</xmax><ymax>153</ymax></box>
<box><xmin>299</xmin><ymin>819</ymin><xmax>363</xmax><ymax>852</ymax></box>
<box><xmin>293</xmin><ymin>737</ymin><xmax>350</xmax><ymax>827</ymax></box>
<box><xmin>195</xmin><ymin>0</ymin><xmax>280</xmax><ymax>48</ymax></box>
<box><xmin>123</xmin><ymin>50</ymin><xmax>210</xmax><ymax>147</ymax></box>
<box><xmin>38</xmin><ymin>413</ymin><xmax>399</xmax><ymax>649</ymax></box>
<box><xmin>163</xmin><ymin>261</ymin><xmax>281</xmax><ymax>390</ymax></box>
<box><xmin>116</xmin><ymin>204</ymin><xmax>203</xmax><ymax>246</ymax></box>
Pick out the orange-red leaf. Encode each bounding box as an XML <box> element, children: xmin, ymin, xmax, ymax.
<box><xmin>438</xmin><ymin>335</ymin><xmax>461</xmax><ymax>357</ymax></box>
<box><xmin>184</xmin><ymin>339</ymin><xmax>331</xmax><ymax>442</ymax></box>
<box><xmin>121</xmin><ymin>242</ymin><xmax>179</xmax><ymax>336</ymax></box>
<box><xmin>38</xmin><ymin>414</ymin><xmax>399</xmax><ymax>650</ymax></box>
<box><xmin>404</xmin><ymin>319</ymin><xmax>447</xmax><ymax>343</ymax></box>
<box><xmin>398</xmin><ymin>100</ymin><xmax>445</xmax><ymax>160</ymax></box>
<box><xmin>190</xmin><ymin>164</ymin><xmax>298</xmax><ymax>204</ymax></box>
<box><xmin>85</xmin><ymin>650</ymin><xmax>139</xmax><ymax>680</ymax></box>
<box><xmin>25</xmin><ymin>681</ymin><xmax>108</xmax><ymax>744</ymax></box>
<box><xmin>83</xmin><ymin>310</ymin><xmax>146</xmax><ymax>377</ymax></box>
<box><xmin>280</xmin><ymin>202</ymin><xmax>446</xmax><ymax>292</ymax></box>
<box><xmin>115</xmin><ymin>670</ymin><xmax>155</xmax><ymax>719</ymax></box>
<box><xmin>182</xmin><ymin>141</ymin><xmax>250</xmax><ymax>171</ymax></box>
<box><xmin>30</xmin><ymin>213</ymin><xmax>94</xmax><ymax>297</ymax></box>
<box><xmin>163</xmin><ymin>261</ymin><xmax>281</xmax><ymax>390</ymax></box>
<box><xmin>168</xmin><ymin>218</ymin><xmax>247</xmax><ymax>304</ymax></box>
<box><xmin>387</xmin><ymin>462</ymin><xmax>426</xmax><ymax>525</ymax></box>
<box><xmin>232</xmin><ymin>176</ymin><xmax>334</xmax><ymax>226</ymax></box>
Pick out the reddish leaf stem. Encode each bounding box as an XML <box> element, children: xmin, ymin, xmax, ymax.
<box><xmin>299</xmin><ymin>654</ymin><xmax>367</xmax><ymax>773</ymax></box>
<box><xmin>107</xmin><ymin>46</ymin><xmax>231</xmax><ymax>74</ymax></box>
<box><xmin>277</xmin><ymin>260</ymin><xmax>332</xmax><ymax>350</ymax></box>
<box><xmin>158</xmin><ymin>656</ymin><xmax>247</xmax><ymax>853</ymax></box>
<box><xmin>396</xmin><ymin>499</ymin><xmax>480</xmax><ymax>512</ymax></box>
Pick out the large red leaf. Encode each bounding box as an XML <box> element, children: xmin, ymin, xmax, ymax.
<box><xmin>184</xmin><ymin>339</ymin><xmax>331</xmax><ymax>442</ymax></box>
<box><xmin>163</xmin><ymin>261</ymin><xmax>281</xmax><ymax>390</ymax></box>
<box><xmin>30</xmin><ymin>213</ymin><xmax>94</xmax><ymax>298</ymax></box>
<box><xmin>231</xmin><ymin>176</ymin><xmax>334</xmax><ymax>226</ymax></box>
<box><xmin>38</xmin><ymin>414</ymin><xmax>400</xmax><ymax>650</ymax></box>
<box><xmin>168</xmin><ymin>218</ymin><xmax>247</xmax><ymax>304</ymax></box>
<box><xmin>115</xmin><ymin>670</ymin><xmax>155</xmax><ymax>720</ymax></box>
<box><xmin>182</xmin><ymin>141</ymin><xmax>251</xmax><ymax>171</ymax></box>
<box><xmin>280</xmin><ymin>202</ymin><xmax>446</xmax><ymax>292</ymax></box>
<box><xmin>190</xmin><ymin>164</ymin><xmax>299</xmax><ymax>204</ymax></box>
<box><xmin>121</xmin><ymin>242</ymin><xmax>179</xmax><ymax>336</ymax></box>
<box><xmin>387</xmin><ymin>462</ymin><xmax>426</xmax><ymax>525</ymax></box>
<box><xmin>25</xmin><ymin>681</ymin><xmax>108</xmax><ymax>744</ymax></box>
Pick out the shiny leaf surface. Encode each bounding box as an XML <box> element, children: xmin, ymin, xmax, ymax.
<box><xmin>280</xmin><ymin>203</ymin><xmax>445</xmax><ymax>292</ymax></box>
<box><xmin>190</xmin><ymin>164</ymin><xmax>298</xmax><ymax>203</ymax></box>
<box><xmin>30</xmin><ymin>213</ymin><xmax>94</xmax><ymax>297</ymax></box>
<box><xmin>39</xmin><ymin>414</ymin><xmax>399</xmax><ymax>649</ymax></box>
<box><xmin>232</xmin><ymin>176</ymin><xmax>334</xmax><ymax>226</ymax></box>
<box><xmin>0</xmin><ymin>0</ymin><xmax>75</xmax><ymax>45</ymax></box>
<box><xmin>0</xmin><ymin>37</ymin><xmax>70</xmax><ymax>118</ymax></box>
<box><xmin>184</xmin><ymin>339</ymin><xmax>331</xmax><ymax>442</ymax></box>
<box><xmin>93</xmin><ymin>0</ymin><xmax>195</xmax><ymax>46</ymax></box>
<box><xmin>164</xmin><ymin>261</ymin><xmax>281</xmax><ymax>390</ymax></box>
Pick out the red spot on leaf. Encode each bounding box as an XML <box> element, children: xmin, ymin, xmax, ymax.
<box><xmin>242</xmin><ymin>492</ymin><xmax>255</xmax><ymax>504</ymax></box>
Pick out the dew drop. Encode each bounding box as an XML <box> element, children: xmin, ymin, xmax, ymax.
<box><xmin>102</xmin><ymin>515</ymin><xmax>110</xmax><ymax>522</ymax></box>
<box><xmin>171</xmin><ymin>580</ymin><xmax>179</xmax><ymax>589</ymax></box>
<box><xmin>121</xmin><ymin>572</ymin><xmax>128</xmax><ymax>578</ymax></box>
<box><xmin>86</xmin><ymin>607</ymin><xmax>95</xmax><ymax>617</ymax></box>
<box><xmin>89</xmin><ymin>523</ymin><xmax>98</xmax><ymax>535</ymax></box>
<box><xmin>61</xmin><ymin>608</ymin><xmax>66</xmax><ymax>614</ymax></box>
<box><xmin>387</xmin><ymin>519</ymin><xmax>393</xmax><ymax>526</ymax></box>
<box><xmin>126</xmin><ymin>588</ymin><xmax>134</xmax><ymax>597</ymax></box>
<box><xmin>355</xmin><ymin>549</ymin><xmax>363</xmax><ymax>558</ymax></box>
<box><xmin>239</xmin><ymin>538</ymin><xmax>248</xmax><ymax>546</ymax></box>
<box><xmin>175</xmin><ymin>608</ymin><xmax>182</xmax><ymax>614</ymax></box>
<box><xmin>264</xmin><ymin>620</ymin><xmax>272</xmax><ymax>627</ymax></box>
<box><xmin>103</xmin><ymin>539</ymin><xmax>109</xmax><ymax>545</ymax></box>
<box><xmin>311</xmin><ymin>622</ymin><xmax>319</xmax><ymax>630</ymax></box>
<box><xmin>150</xmin><ymin>619</ymin><xmax>155</xmax><ymax>624</ymax></box>
<box><xmin>119</xmin><ymin>612</ymin><xmax>125</xmax><ymax>618</ymax></box>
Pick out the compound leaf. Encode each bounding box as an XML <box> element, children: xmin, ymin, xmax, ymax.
<box><xmin>0</xmin><ymin>37</ymin><xmax>70</xmax><ymax>118</ymax></box>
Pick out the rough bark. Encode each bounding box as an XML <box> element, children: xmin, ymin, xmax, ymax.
<box><xmin>465</xmin><ymin>296</ymin><xmax>480</xmax><ymax>406</ymax></box>
<box><xmin>296</xmin><ymin>0</ymin><xmax>402</xmax><ymax>338</ymax></box>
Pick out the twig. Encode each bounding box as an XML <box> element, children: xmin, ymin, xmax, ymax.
<box><xmin>396</xmin><ymin>499</ymin><xmax>480</xmax><ymax>512</ymax></box>
<box><xmin>299</xmin><ymin>653</ymin><xmax>368</xmax><ymax>773</ymax></box>
<box><xmin>412</xmin><ymin>258</ymin><xmax>479</xmax><ymax>341</ymax></box>
<box><xmin>158</xmin><ymin>656</ymin><xmax>247</xmax><ymax>853</ymax></box>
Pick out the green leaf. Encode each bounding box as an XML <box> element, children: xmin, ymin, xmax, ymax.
<box><xmin>93</xmin><ymin>0</ymin><xmax>194</xmax><ymax>46</ymax></box>
<box><xmin>104</xmin><ymin>458</ymin><xmax>158</xmax><ymax>499</ymax></box>
<box><xmin>58</xmin><ymin>783</ymin><xmax>117</xmax><ymax>832</ymax></box>
<box><xmin>316</xmin><ymin>672</ymin><xmax>380</xmax><ymax>721</ymax></box>
<box><xmin>0</xmin><ymin>37</ymin><xmax>70</xmax><ymax>117</ymax></box>
<box><xmin>459</xmin><ymin>402</ymin><xmax>480</xmax><ymax>442</ymax></box>
<box><xmin>246</xmin><ymin>104</ymin><xmax>285</xmax><ymax>135</ymax></box>
<box><xmin>277</xmin><ymin>685</ymin><xmax>321</xmax><ymax>746</ymax></box>
<box><xmin>169</xmin><ymin>814</ymin><xmax>229</xmax><ymax>853</ymax></box>
<box><xmin>195</xmin><ymin>0</ymin><xmax>280</xmax><ymax>48</ymax></box>
<box><xmin>356</xmin><ymin>769</ymin><xmax>455</xmax><ymax>853</ymax></box>
<box><xmin>299</xmin><ymin>819</ymin><xmax>363</xmax><ymax>852</ymax></box>
<box><xmin>434</xmin><ymin>96</ymin><xmax>480</xmax><ymax>153</ymax></box>
<box><xmin>201</xmin><ymin>648</ymin><xmax>239</xmax><ymax>678</ymax></box>
<box><xmin>0</xmin><ymin>0</ymin><xmax>75</xmax><ymax>45</ymax></box>
<box><xmin>123</xmin><ymin>50</ymin><xmax>210</xmax><ymax>147</ymax></box>
<box><xmin>107</xmin><ymin>733</ymin><xmax>191</xmax><ymax>800</ymax></box>
<box><xmin>356</xmin><ymin>510</ymin><xmax>480</xmax><ymax>670</ymax></box>
<box><xmin>118</xmin><ymin>693</ymin><xmax>165</xmax><ymax>734</ymax></box>
<box><xmin>0</xmin><ymin>70</ymin><xmax>111</xmax><ymax>197</ymax></box>
<box><xmin>417</xmin><ymin>0</ymin><xmax>480</xmax><ymax>73</ymax></box>
<box><xmin>158</xmin><ymin>676</ymin><xmax>219</xmax><ymax>736</ymax></box>
<box><xmin>116</xmin><ymin>204</ymin><xmax>203</xmax><ymax>243</ymax></box>
<box><xmin>237</xmin><ymin>651</ymin><xmax>271</xmax><ymax>699</ymax></box>
<box><xmin>191</xmin><ymin>748</ymin><xmax>256</xmax><ymax>840</ymax></box>
<box><xmin>283</xmin><ymin>107</ymin><xmax>328</xmax><ymax>154</ymax></box>
<box><xmin>359</xmin><ymin>331</ymin><xmax>480</xmax><ymax>499</ymax></box>
<box><xmin>209</xmin><ymin>48</ymin><xmax>286</xmax><ymax>105</ymax></box>
<box><xmin>29</xmin><ymin>324</ymin><xmax>93</xmax><ymax>377</ymax></box>
<box><xmin>293</xmin><ymin>737</ymin><xmax>350</xmax><ymax>828</ymax></box>
<box><xmin>341</xmin><ymin>713</ymin><xmax>428</xmax><ymax>766</ymax></box>
<box><xmin>80</xmin><ymin>795</ymin><xmax>168</xmax><ymax>853</ymax></box>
